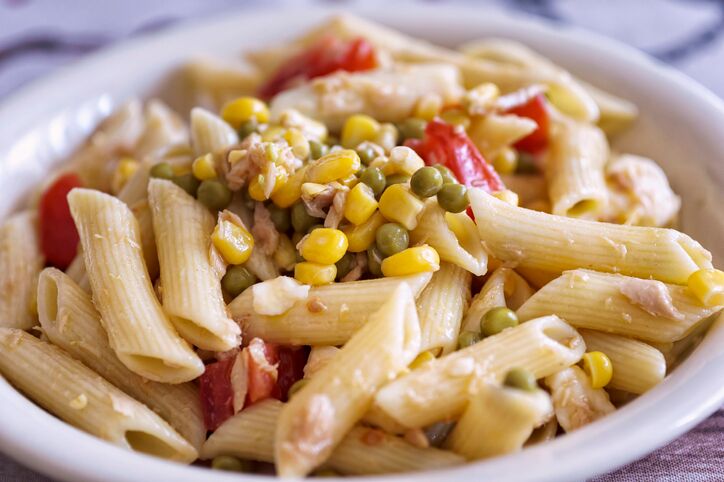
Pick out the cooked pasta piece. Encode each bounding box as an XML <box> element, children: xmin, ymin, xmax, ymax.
<box><xmin>274</xmin><ymin>284</ymin><xmax>421</xmax><ymax>477</ymax></box>
<box><xmin>0</xmin><ymin>328</ymin><xmax>197</xmax><ymax>462</ymax></box>
<box><xmin>444</xmin><ymin>383</ymin><xmax>553</xmax><ymax>459</ymax></box>
<box><xmin>469</xmin><ymin>188</ymin><xmax>713</xmax><ymax>284</ymax></box>
<box><xmin>517</xmin><ymin>269</ymin><xmax>720</xmax><ymax>343</ymax></box>
<box><xmin>148</xmin><ymin>179</ymin><xmax>240</xmax><ymax>351</ymax></box>
<box><xmin>228</xmin><ymin>273</ymin><xmax>431</xmax><ymax>345</ymax></box>
<box><xmin>0</xmin><ymin>211</ymin><xmax>43</xmax><ymax>330</ymax></box>
<box><xmin>373</xmin><ymin>315</ymin><xmax>585</xmax><ymax>428</ymax></box>
<box><xmin>468</xmin><ymin>113</ymin><xmax>537</xmax><ymax>160</ymax></box>
<box><xmin>134</xmin><ymin>100</ymin><xmax>188</xmax><ymax>159</ymax></box>
<box><xmin>461</xmin><ymin>267</ymin><xmax>534</xmax><ymax>332</ymax></box>
<box><xmin>545</xmin><ymin>366</ymin><xmax>615</xmax><ymax>432</ymax></box>
<box><xmin>68</xmin><ymin>188</ymin><xmax>203</xmax><ymax>383</ymax></box>
<box><xmin>579</xmin><ymin>330</ymin><xmax>665</xmax><ymax>394</ymax></box>
<box><xmin>37</xmin><ymin>268</ymin><xmax>206</xmax><ymax>450</ymax></box>
<box><xmin>185</xmin><ymin>56</ymin><xmax>262</xmax><ymax>111</ymax></box>
<box><xmin>190</xmin><ymin>107</ymin><xmax>239</xmax><ymax>156</ymax></box>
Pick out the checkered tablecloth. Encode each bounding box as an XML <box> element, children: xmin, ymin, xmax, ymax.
<box><xmin>0</xmin><ymin>1</ymin><xmax>722</xmax><ymax>480</ymax></box>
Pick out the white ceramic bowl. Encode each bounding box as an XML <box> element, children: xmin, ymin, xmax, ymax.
<box><xmin>0</xmin><ymin>4</ymin><xmax>722</xmax><ymax>482</ymax></box>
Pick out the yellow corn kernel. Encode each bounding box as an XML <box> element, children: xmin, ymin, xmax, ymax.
<box><xmin>414</xmin><ymin>93</ymin><xmax>443</xmax><ymax>121</ymax></box>
<box><xmin>261</xmin><ymin>125</ymin><xmax>286</xmax><ymax>143</ymax></box>
<box><xmin>212</xmin><ymin>219</ymin><xmax>254</xmax><ymax>265</ymax></box>
<box><xmin>386</xmin><ymin>146</ymin><xmax>425</xmax><ymax>176</ymax></box>
<box><xmin>492</xmin><ymin>189</ymin><xmax>519</xmax><ymax>206</ymax></box>
<box><xmin>294</xmin><ymin>262</ymin><xmax>337</xmax><ymax>286</ymax></box>
<box><xmin>409</xmin><ymin>350</ymin><xmax>436</xmax><ymax>370</ymax></box>
<box><xmin>343</xmin><ymin>211</ymin><xmax>386</xmax><ymax>252</ymax></box>
<box><xmin>221</xmin><ymin>96</ymin><xmax>269</xmax><ymax>129</ymax></box>
<box><xmin>381</xmin><ymin>245</ymin><xmax>440</xmax><ymax>277</ymax></box>
<box><xmin>278</xmin><ymin>109</ymin><xmax>328</xmax><ymax>142</ymax></box>
<box><xmin>341</xmin><ymin>114</ymin><xmax>380</xmax><ymax>149</ymax></box>
<box><xmin>111</xmin><ymin>157</ymin><xmax>140</xmax><ymax>194</ymax></box>
<box><xmin>248</xmin><ymin>169</ymin><xmax>288</xmax><ymax>201</ymax></box>
<box><xmin>688</xmin><ymin>269</ymin><xmax>724</xmax><ymax>307</ymax></box>
<box><xmin>171</xmin><ymin>163</ymin><xmax>192</xmax><ymax>176</ymax></box>
<box><xmin>374</xmin><ymin>123</ymin><xmax>399</xmax><ymax>153</ymax></box>
<box><xmin>378</xmin><ymin>184</ymin><xmax>425</xmax><ymax>230</ymax></box>
<box><xmin>492</xmin><ymin>147</ymin><xmax>518</xmax><ymax>175</ymax></box>
<box><xmin>271</xmin><ymin>166</ymin><xmax>307</xmax><ymax>208</ymax></box>
<box><xmin>340</xmin><ymin>174</ymin><xmax>359</xmax><ymax>188</ymax></box>
<box><xmin>284</xmin><ymin>128</ymin><xmax>310</xmax><ymax>160</ymax></box>
<box><xmin>299</xmin><ymin>228</ymin><xmax>348</xmax><ymax>265</ymax></box>
<box><xmin>344</xmin><ymin>183</ymin><xmax>378</xmax><ymax>225</ymax></box>
<box><xmin>305</xmin><ymin>149</ymin><xmax>361</xmax><ymax>184</ymax></box>
<box><xmin>440</xmin><ymin>108</ymin><xmax>471</xmax><ymax>130</ymax></box>
<box><xmin>582</xmin><ymin>351</ymin><xmax>613</xmax><ymax>389</ymax></box>
<box><xmin>191</xmin><ymin>153</ymin><xmax>217</xmax><ymax>180</ymax></box>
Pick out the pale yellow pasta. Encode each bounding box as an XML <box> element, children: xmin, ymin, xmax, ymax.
<box><xmin>373</xmin><ymin>315</ymin><xmax>585</xmax><ymax>428</ymax></box>
<box><xmin>545</xmin><ymin>366</ymin><xmax>616</xmax><ymax>432</ymax></box>
<box><xmin>134</xmin><ymin>100</ymin><xmax>188</xmax><ymax>159</ymax></box>
<box><xmin>190</xmin><ymin>107</ymin><xmax>239</xmax><ymax>156</ymax></box>
<box><xmin>0</xmin><ymin>328</ymin><xmax>197</xmax><ymax>462</ymax></box>
<box><xmin>185</xmin><ymin>56</ymin><xmax>262</xmax><ymax>111</ymax></box>
<box><xmin>37</xmin><ymin>268</ymin><xmax>206</xmax><ymax>450</ymax></box>
<box><xmin>68</xmin><ymin>188</ymin><xmax>203</xmax><ymax>383</ymax></box>
<box><xmin>469</xmin><ymin>188</ymin><xmax>713</xmax><ymax>284</ymax></box>
<box><xmin>468</xmin><ymin>113</ymin><xmax>537</xmax><ymax>160</ymax></box>
<box><xmin>579</xmin><ymin>329</ymin><xmax>665</xmax><ymax>394</ymax></box>
<box><xmin>460</xmin><ymin>267</ymin><xmax>534</xmax><ymax>332</ymax></box>
<box><xmin>275</xmin><ymin>284</ymin><xmax>421</xmax><ymax>477</ymax></box>
<box><xmin>228</xmin><ymin>273</ymin><xmax>431</xmax><ymax>345</ymax></box>
<box><xmin>517</xmin><ymin>269</ymin><xmax>720</xmax><ymax>342</ymax></box>
<box><xmin>0</xmin><ymin>211</ymin><xmax>43</xmax><ymax>330</ymax></box>
<box><xmin>148</xmin><ymin>179</ymin><xmax>240</xmax><ymax>351</ymax></box>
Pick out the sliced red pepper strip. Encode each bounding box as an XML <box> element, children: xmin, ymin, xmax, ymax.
<box><xmin>199</xmin><ymin>356</ymin><xmax>236</xmax><ymax>431</ymax></box>
<box><xmin>275</xmin><ymin>346</ymin><xmax>310</xmax><ymax>402</ymax></box>
<box><xmin>38</xmin><ymin>173</ymin><xmax>82</xmax><ymax>269</ymax></box>
<box><xmin>505</xmin><ymin>93</ymin><xmax>549</xmax><ymax>153</ymax></box>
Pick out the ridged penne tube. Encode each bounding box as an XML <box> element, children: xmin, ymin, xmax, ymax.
<box><xmin>148</xmin><ymin>179</ymin><xmax>240</xmax><ymax>351</ymax></box>
<box><xmin>68</xmin><ymin>188</ymin><xmax>203</xmax><ymax>383</ymax></box>
<box><xmin>0</xmin><ymin>328</ymin><xmax>197</xmax><ymax>463</ymax></box>
<box><xmin>468</xmin><ymin>113</ymin><xmax>537</xmax><ymax>159</ymax></box>
<box><xmin>373</xmin><ymin>315</ymin><xmax>585</xmax><ymax>428</ymax></box>
<box><xmin>185</xmin><ymin>57</ymin><xmax>262</xmax><ymax>111</ymax></box>
<box><xmin>577</xmin><ymin>80</ymin><xmax>638</xmax><ymax>136</ymax></box>
<box><xmin>275</xmin><ymin>284</ymin><xmax>421</xmax><ymax>477</ymax></box>
<box><xmin>579</xmin><ymin>329</ymin><xmax>665</xmax><ymax>394</ymax></box>
<box><xmin>228</xmin><ymin>273</ymin><xmax>432</xmax><ymax>345</ymax></box>
<box><xmin>190</xmin><ymin>107</ymin><xmax>239</xmax><ymax>156</ymax></box>
<box><xmin>517</xmin><ymin>269</ymin><xmax>720</xmax><ymax>343</ymax></box>
<box><xmin>417</xmin><ymin>263</ymin><xmax>471</xmax><ymax>354</ymax></box>
<box><xmin>0</xmin><ymin>211</ymin><xmax>43</xmax><ymax>330</ymax></box>
<box><xmin>444</xmin><ymin>384</ymin><xmax>553</xmax><ymax>460</ymax></box>
<box><xmin>201</xmin><ymin>400</ymin><xmax>464</xmax><ymax>474</ymax></box>
<box><xmin>546</xmin><ymin>119</ymin><xmax>609</xmax><ymax>218</ymax></box>
<box><xmin>410</xmin><ymin>202</ymin><xmax>487</xmax><ymax>276</ymax></box>
<box><xmin>134</xmin><ymin>100</ymin><xmax>188</xmax><ymax>159</ymax></box>
<box><xmin>37</xmin><ymin>268</ymin><xmax>206</xmax><ymax>450</ymax></box>
<box><xmin>460</xmin><ymin>267</ymin><xmax>534</xmax><ymax>332</ymax></box>
<box><xmin>650</xmin><ymin>315</ymin><xmax>715</xmax><ymax>368</ymax></box>
<box><xmin>545</xmin><ymin>366</ymin><xmax>615</xmax><ymax>432</ymax></box>
<box><xmin>469</xmin><ymin>188</ymin><xmax>713</xmax><ymax>284</ymax></box>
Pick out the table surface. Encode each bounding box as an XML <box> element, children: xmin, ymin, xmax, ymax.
<box><xmin>0</xmin><ymin>0</ymin><xmax>722</xmax><ymax>480</ymax></box>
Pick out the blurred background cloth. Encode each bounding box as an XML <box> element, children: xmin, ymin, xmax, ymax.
<box><xmin>0</xmin><ymin>0</ymin><xmax>722</xmax><ymax>481</ymax></box>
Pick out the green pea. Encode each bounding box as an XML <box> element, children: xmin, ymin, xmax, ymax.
<box><xmin>433</xmin><ymin>164</ymin><xmax>459</xmax><ymax>185</ymax></box>
<box><xmin>367</xmin><ymin>246</ymin><xmax>384</xmax><ymax>276</ymax></box>
<box><xmin>385</xmin><ymin>173</ymin><xmax>410</xmax><ymax>188</ymax></box>
<box><xmin>335</xmin><ymin>252</ymin><xmax>356</xmax><ymax>280</ymax></box>
<box><xmin>306</xmin><ymin>223</ymin><xmax>324</xmax><ymax>235</ymax></box>
<box><xmin>197</xmin><ymin>179</ymin><xmax>232</xmax><ymax>211</ymax></box>
<box><xmin>291</xmin><ymin>202</ymin><xmax>316</xmax><ymax>233</ymax></box>
<box><xmin>309</xmin><ymin>140</ymin><xmax>328</xmax><ymax>160</ymax></box>
<box><xmin>410</xmin><ymin>166</ymin><xmax>443</xmax><ymax>198</ymax></box>
<box><xmin>237</xmin><ymin>119</ymin><xmax>259</xmax><ymax>139</ymax></box>
<box><xmin>457</xmin><ymin>330</ymin><xmax>481</xmax><ymax>350</ymax></box>
<box><xmin>481</xmin><ymin>307</ymin><xmax>519</xmax><ymax>337</ymax></box>
<box><xmin>221</xmin><ymin>266</ymin><xmax>257</xmax><ymax>298</ymax></box>
<box><xmin>375</xmin><ymin>223</ymin><xmax>409</xmax><ymax>257</ymax></box>
<box><xmin>503</xmin><ymin>367</ymin><xmax>538</xmax><ymax>391</ymax></box>
<box><xmin>356</xmin><ymin>144</ymin><xmax>378</xmax><ymax>166</ymax></box>
<box><xmin>516</xmin><ymin>151</ymin><xmax>539</xmax><ymax>174</ymax></box>
<box><xmin>287</xmin><ymin>379</ymin><xmax>308</xmax><ymax>399</ymax></box>
<box><xmin>325</xmin><ymin>135</ymin><xmax>340</xmax><ymax>147</ymax></box>
<box><xmin>149</xmin><ymin>162</ymin><xmax>174</xmax><ymax>180</ymax></box>
<box><xmin>359</xmin><ymin>167</ymin><xmax>386</xmax><ymax>197</ymax></box>
<box><xmin>437</xmin><ymin>183</ymin><xmax>469</xmax><ymax>213</ymax></box>
<box><xmin>398</xmin><ymin>117</ymin><xmax>427</xmax><ymax>142</ymax></box>
<box><xmin>267</xmin><ymin>204</ymin><xmax>291</xmax><ymax>232</ymax></box>
<box><xmin>171</xmin><ymin>173</ymin><xmax>200</xmax><ymax>197</ymax></box>
<box><xmin>211</xmin><ymin>455</ymin><xmax>250</xmax><ymax>472</ymax></box>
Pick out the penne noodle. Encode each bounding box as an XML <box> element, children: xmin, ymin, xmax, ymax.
<box><xmin>468</xmin><ymin>113</ymin><xmax>537</xmax><ymax>160</ymax></box>
<box><xmin>469</xmin><ymin>188</ymin><xmax>713</xmax><ymax>284</ymax></box>
<box><xmin>545</xmin><ymin>366</ymin><xmax>616</xmax><ymax>432</ymax></box>
<box><xmin>134</xmin><ymin>100</ymin><xmax>188</xmax><ymax>159</ymax></box>
<box><xmin>68</xmin><ymin>188</ymin><xmax>203</xmax><ymax>383</ymax></box>
<box><xmin>460</xmin><ymin>267</ymin><xmax>534</xmax><ymax>332</ymax></box>
<box><xmin>0</xmin><ymin>328</ymin><xmax>197</xmax><ymax>463</ymax></box>
<box><xmin>190</xmin><ymin>107</ymin><xmax>239</xmax><ymax>156</ymax></box>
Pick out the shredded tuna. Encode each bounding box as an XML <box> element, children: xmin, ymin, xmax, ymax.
<box><xmin>324</xmin><ymin>189</ymin><xmax>348</xmax><ymax>229</ymax></box>
<box><xmin>619</xmin><ymin>278</ymin><xmax>683</xmax><ymax>321</ymax></box>
<box><xmin>306</xmin><ymin>297</ymin><xmax>327</xmax><ymax>313</ymax></box>
<box><xmin>403</xmin><ymin>428</ymin><xmax>430</xmax><ymax>448</ymax></box>
<box><xmin>252</xmin><ymin>203</ymin><xmax>280</xmax><ymax>255</ymax></box>
<box><xmin>302</xmin><ymin>185</ymin><xmax>337</xmax><ymax>219</ymax></box>
<box><xmin>230</xmin><ymin>351</ymin><xmax>248</xmax><ymax>413</ymax></box>
<box><xmin>341</xmin><ymin>252</ymin><xmax>368</xmax><ymax>282</ymax></box>
<box><xmin>361</xmin><ymin>428</ymin><xmax>386</xmax><ymax>446</ymax></box>
<box><xmin>545</xmin><ymin>366</ymin><xmax>615</xmax><ymax>433</ymax></box>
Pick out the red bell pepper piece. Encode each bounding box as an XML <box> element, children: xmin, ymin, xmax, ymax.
<box><xmin>275</xmin><ymin>346</ymin><xmax>310</xmax><ymax>402</ymax></box>
<box><xmin>38</xmin><ymin>173</ymin><xmax>82</xmax><ymax>269</ymax></box>
<box><xmin>259</xmin><ymin>36</ymin><xmax>377</xmax><ymax>99</ymax></box>
<box><xmin>199</xmin><ymin>356</ymin><xmax>236</xmax><ymax>431</ymax></box>
<box><xmin>505</xmin><ymin>93</ymin><xmax>549</xmax><ymax>153</ymax></box>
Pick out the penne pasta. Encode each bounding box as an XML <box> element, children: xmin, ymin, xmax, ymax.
<box><xmin>228</xmin><ymin>273</ymin><xmax>432</xmax><ymax>345</ymax></box>
<box><xmin>468</xmin><ymin>113</ymin><xmax>537</xmax><ymax>160</ymax></box>
<box><xmin>373</xmin><ymin>315</ymin><xmax>585</xmax><ymax>428</ymax></box>
<box><xmin>469</xmin><ymin>188</ymin><xmax>713</xmax><ymax>284</ymax></box>
<box><xmin>545</xmin><ymin>366</ymin><xmax>616</xmax><ymax>432</ymax></box>
<box><xmin>190</xmin><ymin>107</ymin><xmax>239</xmax><ymax>156</ymax></box>
<box><xmin>274</xmin><ymin>284</ymin><xmax>421</xmax><ymax>476</ymax></box>
<box><xmin>37</xmin><ymin>268</ymin><xmax>206</xmax><ymax>450</ymax></box>
<box><xmin>68</xmin><ymin>188</ymin><xmax>203</xmax><ymax>383</ymax></box>
<box><xmin>0</xmin><ymin>328</ymin><xmax>197</xmax><ymax>462</ymax></box>
<box><xmin>134</xmin><ymin>100</ymin><xmax>188</xmax><ymax>159</ymax></box>
<box><xmin>460</xmin><ymin>267</ymin><xmax>534</xmax><ymax>332</ymax></box>
<box><xmin>517</xmin><ymin>269</ymin><xmax>720</xmax><ymax>342</ymax></box>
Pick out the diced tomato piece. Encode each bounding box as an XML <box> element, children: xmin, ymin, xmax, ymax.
<box><xmin>245</xmin><ymin>338</ymin><xmax>280</xmax><ymax>406</ymax></box>
<box><xmin>505</xmin><ymin>93</ymin><xmax>549</xmax><ymax>153</ymax></box>
<box><xmin>38</xmin><ymin>173</ymin><xmax>82</xmax><ymax>269</ymax></box>
<box><xmin>276</xmin><ymin>346</ymin><xmax>310</xmax><ymax>402</ymax></box>
<box><xmin>199</xmin><ymin>356</ymin><xmax>236</xmax><ymax>431</ymax></box>
<box><xmin>259</xmin><ymin>36</ymin><xmax>377</xmax><ymax>99</ymax></box>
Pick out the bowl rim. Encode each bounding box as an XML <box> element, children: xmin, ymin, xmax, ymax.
<box><xmin>0</xmin><ymin>3</ymin><xmax>722</xmax><ymax>482</ymax></box>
